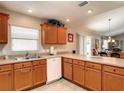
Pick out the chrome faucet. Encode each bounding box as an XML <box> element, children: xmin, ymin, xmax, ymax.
<box><xmin>25</xmin><ymin>52</ymin><xmax>29</xmax><ymax>59</ymax></box>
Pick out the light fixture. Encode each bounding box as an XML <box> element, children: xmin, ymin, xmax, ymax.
<box><xmin>104</xmin><ymin>19</ymin><xmax>115</xmax><ymax>43</ymax></box>
<box><xmin>28</xmin><ymin>9</ymin><xmax>32</xmax><ymax>13</ymax></box>
<box><xmin>88</xmin><ymin>9</ymin><xmax>93</xmax><ymax>14</ymax></box>
<box><xmin>66</xmin><ymin>19</ymin><xmax>70</xmax><ymax>22</ymax></box>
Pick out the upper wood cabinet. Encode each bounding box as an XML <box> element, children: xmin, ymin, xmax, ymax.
<box><xmin>0</xmin><ymin>13</ymin><xmax>9</xmax><ymax>44</ymax></box>
<box><xmin>41</xmin><ymin>23</ymin><xmax>67</xmax><ymax>44</ymax></box>
<box><xmin>57</xmin><ymin>26</ymin><xmax>66</xmax><ymax>44</ymax></box>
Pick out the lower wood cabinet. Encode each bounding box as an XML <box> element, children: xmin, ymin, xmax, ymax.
<box><xmin>0</xmin><ymin>71</ymin><xmax>12</xmax><ymax>90</ymax></box>
<box><xmin>14</xmin><ymin>67</ymin><xmax>32</xmax><ymax>90</ymax></box>
<box><xmin>63</xmin><ymin>62</ymin><xmax>72</xmax><ymax>80</ymax></box>
<box><xmin>85</xmin><ymin>67</ymin><xmax>101</xmax><ymax>90</ymax></box>
<box><xmin>103</xmin><ymin>72</ymin><xmax>124</xmax><ymax>90</ymax></box>
<box><xmin>33</xmin><ymin>65</ymin><xmax>46</xmax><ymax>86</ymax></box>
<box><xmin>73</xmin><ymin>64</ymin><xmax>85</xmax><ymax>86</ymax></box>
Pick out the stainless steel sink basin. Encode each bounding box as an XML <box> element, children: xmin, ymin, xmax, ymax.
<box><xmin>15</xmin><ymin>56</ymin><xmax>41</xmax><ymax>61</ymax></box>
<box><xmin>90</xmin><ymin>56</ymin><xmax>103</xmax><ymax>59</ymax></box>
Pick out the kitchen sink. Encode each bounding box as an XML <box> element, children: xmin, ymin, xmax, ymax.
<box><xmin>15</xmin><ymin>56</ymin><xmax>41</xmax><ymax>61</ymax></box>
<box><xmin>90</xmin><ymin>56</ymin><xmax>103</xmax><ymax>59</ymax></box>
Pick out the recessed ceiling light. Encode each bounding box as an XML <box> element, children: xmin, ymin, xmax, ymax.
<box><xmin>88</xmin><ymin>9</ymin><xmax>93</xmax><ymax>14</ymax></box>
<box><xmin>66</xmin><ymin>19</ymin><xmax>70</xmax><ymax>22</ymax></box>
<box><xmin>28</xmin><ymin>9</ymin><xmax>32</xmax><ymax>13</ymax></box>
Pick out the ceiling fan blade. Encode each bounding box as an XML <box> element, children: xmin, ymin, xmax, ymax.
<box><xmin>78</xmin><ymin>1</ymin><xmax>88</xmax><ymax>7</ymax></box>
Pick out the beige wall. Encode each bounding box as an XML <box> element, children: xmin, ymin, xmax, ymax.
<box><xmin>0</xmin><ymin>8</ymin><xmax>100</xmax><ymax>56</ymax></box>
<box><xmin>0</xmin><ymin>8</ymin><xmax>77</xmax><ymax>55</ymax></box>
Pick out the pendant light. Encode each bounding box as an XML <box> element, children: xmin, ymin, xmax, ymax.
<box><xmin>104</xmin><ymin>19</ymin><xmax>115</xmax><ymax>43</ymax></box>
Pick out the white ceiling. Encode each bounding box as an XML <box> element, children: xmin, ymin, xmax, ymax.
<box><xmin>0</xmin><ymin>1</ymin><xmax>124</xmax><ymax>36</ymax></box>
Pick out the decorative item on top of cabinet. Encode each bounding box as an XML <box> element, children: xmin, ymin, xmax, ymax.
<box><xmin>41</xmin><ymin>23</ymin><xmax>67</xmax><ymax>44</ymax></box>
<box><xmin>0</xmin><ymin>13</ymin><xmax>9</xmax><ymax>44</ymax></box>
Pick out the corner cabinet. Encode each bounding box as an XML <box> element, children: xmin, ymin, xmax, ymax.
<box><xmin>0</xmin><ymin>13</ymin><xmax>9</xmax><ymax>44</ymax></box>
<box><xmin>62</xmin><ymin>58</ymin><xmax>73</xmax><ymax>80</ymax></box>
<box><xmin>41</xmin><ymin>23</ymin><xmax>67</xmax><ymax>44</ymax></box>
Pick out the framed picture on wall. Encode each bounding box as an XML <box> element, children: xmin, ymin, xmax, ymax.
<box><xmin>68</xmin><ymin>33</ymin><xmax>73</xmax><ymax>42</ymax></box>
<box><xmin>95</xmin><ymin>39</ymin><xmax>99</xmax><ymax>49</ymax></box>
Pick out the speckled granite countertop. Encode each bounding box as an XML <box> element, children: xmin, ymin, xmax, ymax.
<box><xmin>0</xmin><ymin>54</ymin><xmax>124</xmax><ymax>68</ymax></box>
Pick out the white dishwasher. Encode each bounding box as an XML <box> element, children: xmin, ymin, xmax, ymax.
<box><xmin>47</xmin><ymin>57</ymin><xmax>62</xmax><ymax>83</ymax></box>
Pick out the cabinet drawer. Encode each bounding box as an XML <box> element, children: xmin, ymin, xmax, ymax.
<box><xmin>0</xmin><ymin>64</ymin><xmax>12</xmax><ymax>72</ymax></box>
<box><xmin>73</xmin><ymin>60</ymin><xmax>85</xmax><ymax>66</ymax></box>
<box><xmin>86</xmin><ymin>62</ymin><xmax>101</xmax><ymax>70</ymax></box>
<box><xmin>14</xmin><ymin>62</ymin><xmax>32</xmax><ymax>69</ymax></box>
<box><xmin>63</xmin><ymin>58</ymin><xmax>72</xmax><ymax>64</ymax></box>
<box><xmin>103</xmin><ymin>65</ymin><xmax>124</xmax><ymax>75</ymax></box>
<box><xmin>33</xmin><ymin>59</ymin><xmax>46</xmax><ymax>66</ymax></box>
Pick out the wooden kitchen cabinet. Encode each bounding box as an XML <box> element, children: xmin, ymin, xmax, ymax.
<box><xmin>41</xmin><ymin>23</ymin><xmax>67</xmax><ymax>44</ymax></box>
<box><xmin>103</xmin><ymin>72</ymin><xmax>124</xmax><ymax>91</ymax></box>
<box><xmin>63</xmin><ymin>61</ymin><xmax>72</xmax><ymax>80</ymax></box>
<box><xmin>85</xmin><ymin>67</ymin><xmax>101</xmax><ymax>90</ymax></box>
<box><xmin>0</xmin><ymin>64</ymin><xmax>12</xmax><ymax>91</ymax></box>
<box><xmin>0</xmin><ymin>71</ymin><xmax>12</xmax><ymax>90</ymax></box>
<box><xmin>33</xmin><ymin>60</ymin><xmax>46</xmax><ymax>86</ymax></box>
<box><xmin>57</xmin><ymin>26</ymin><xmax>66</xmax><ymax>44</ymax></box>
<box><xmin>73</xmin><ymin>59</ymin><xmax>85</xmax><ymax>86</ymax></box>
<box><xmin>14</xmin><ymin>67</ymin><xmax>32</xmax><ymax>90</ymax></box>
<box><xmin>0</xmin><ymin>13</ymin><xmax>9</xmax><ymax>44</ymax></box>
<box><xmin>73</xmin><ymin>65</ymin><xmax>85</xmax><ymax>86</ymax></box>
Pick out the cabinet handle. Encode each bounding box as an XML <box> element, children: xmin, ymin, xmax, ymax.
<box><xmin>92</xmin><ymin>65</ymin><xmax>94</xmax><ymax>67</ymax></box>
<box><xmin>22</xmin><ymin>65</ymin><xmax>24</xmax><ymax>67</ymax></box>
<box><xmin>19</xmin><ymin>68</ymin><xmax>31</xmax><ymax>72</ymax></box>
<box><xmin>8</xmin><ymin>72</ymin><xmax>11</xmax><ymax>76</ymax></box>
<box><xmin>113</xmin><ymin>69</ymin><xmax>116</xmax><ymax>72</ymax></box>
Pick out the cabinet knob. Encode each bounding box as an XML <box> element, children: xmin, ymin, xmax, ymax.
<box><xmin>113</xmin><ymin>69</ymin><xmax>116</xmax><ymax>72</ymax></box>
<box><xmin>8</xmin><ymin>73</ymin><xmax>11</xmax><ymax>76</ymax></box>
<box><xmin>92</xmin><ymin>65</ymin><xmax>94</xmax><ymax>67</ymax></box>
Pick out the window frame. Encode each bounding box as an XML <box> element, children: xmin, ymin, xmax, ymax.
<box><xmin>10</xmin><ymin>25</ymin><xmax>40</xmax><ymax>52</ymax></box>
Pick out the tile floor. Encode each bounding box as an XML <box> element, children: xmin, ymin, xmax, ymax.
<box><xmin>32</xmin><ymin>79</ymin><xmax>86</xmax><ymax>91</ymax></box>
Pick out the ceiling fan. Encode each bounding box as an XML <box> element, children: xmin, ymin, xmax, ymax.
<box><xmin>78</xmin><ymin>1</ymin><xmax>88</xmax><ymax>7</ymax></box>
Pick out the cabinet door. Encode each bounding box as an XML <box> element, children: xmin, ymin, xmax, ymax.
<box><xmin>33</xmin><ymin>65</ymin><xmax>46</xmax><ymax>86</ymax></box>
<box><xmin>14</xmin><ymin>67</ymin><xmax>32</xmax><ymax>90</ymax></box>
<box><xmin>0</xmin><ymin>14</ymin><xmax>8</xmax><ymax>43</ymax></box>
<box><xmin>57</xmin><ymin>27</ymin><xmax>66</xmax><ymax>44</ymax></box>
<box><xmin>103</xmin><ymin>72</ymin><xmax>124</xmax><ymax>91</ymax></box>
<box><xmin>0</xmin><ymin>71</ymin><xmax>12</xmax><ymax>90</ymax></box>
<box><xmin>63</xmin><ymin>62</ymin><xmax>72</xmax><ymax>80</ymax></box>
<box><xmin>45</xmin><ymin>25</ymin><xmax>58</xmax><ymax>44</ymax></box>
<box><xmin>73</xmin><ymin>65</ymin><xmax>84</xmax><ymax>86</ymax></box>
<box><xmin>85</xmin><ymin>68</ymin><xmax>101</xmax><ymax>90</ymax></box>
